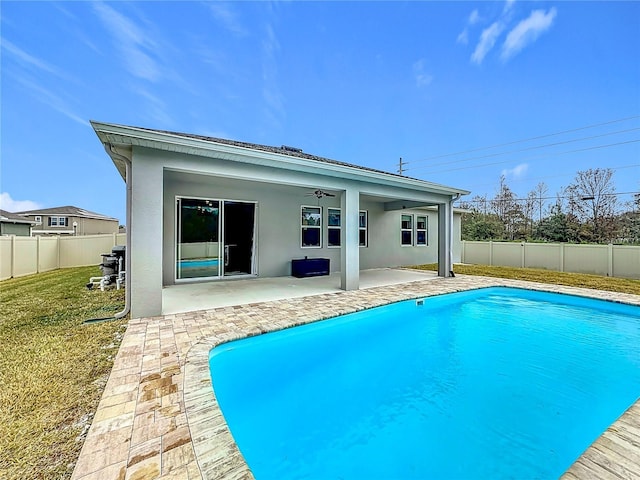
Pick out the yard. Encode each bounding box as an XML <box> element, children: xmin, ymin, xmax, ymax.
<box><xmin>0</xmin><ymin>266</ymin><xmax>126</xmax><ymax>480</ymax></box>
<box><xmin>0</xmin><ymin>264</ymin><xmax>638</xmax><ymax>480</ymax></box>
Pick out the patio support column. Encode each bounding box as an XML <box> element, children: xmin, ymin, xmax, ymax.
<box><xmin>437</xmin><ymin>199</ymin><xmax>454</xmax><ymax>277</ymax></box>
<box><xmin>340</xmin><ymin>187</ymin><xmax>359</xmax><ymax>290</ymax></box>
<box><xmin>130</xmin><ymin>149</ymin><xmax>164</xmax><ymax>317</ymax></box>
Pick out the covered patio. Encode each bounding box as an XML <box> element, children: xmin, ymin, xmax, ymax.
<box><xmin>162</xmin><ymin>267</ymin><xmax>438</xmax><ymax>314</ymax></box>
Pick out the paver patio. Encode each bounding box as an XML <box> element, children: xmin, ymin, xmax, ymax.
<box><xmin>71</xmin><ymin>273</ymin><xmax>640</xmax><ymax>480</ymax></box>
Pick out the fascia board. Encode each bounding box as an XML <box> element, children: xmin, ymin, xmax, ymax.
<box><xmin>92</xmin><ymin>121</ymin><xmax>470</xmax><ymax>197</ymax></box>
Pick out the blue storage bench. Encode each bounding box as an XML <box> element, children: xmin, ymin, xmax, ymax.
<box><xmin>291</xmin><ymin>257</ymin><xmax>330</xmax><ymax>278</ymax></box>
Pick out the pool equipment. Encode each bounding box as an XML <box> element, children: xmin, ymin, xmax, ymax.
<box><xmin>87</xmin><ymin>245</ymin><xmax>126</xmax><ymax>291</ymax></box>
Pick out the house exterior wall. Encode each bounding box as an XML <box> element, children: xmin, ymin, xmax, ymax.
<box><xmin>23</xmin><ymin>215</ymin><xmax>119</xmax><ymax>235</ymax></box>
<box><xmin>129</xmin><ymin>145</ymin><xmax>460</xmax><ymax>318</ymax></box>
<box><xmin>162</xmin><ymin>170</ymin><xmax>462</xmax><ymax>286</ymax></box>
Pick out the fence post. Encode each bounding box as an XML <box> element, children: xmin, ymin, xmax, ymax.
<box><xmin>56</xmin><ymin>235</ymin><xmax>61</xmax><ymax>269</ymax></box>
<box><xmin>608</xmin><ymin>243</ymin><xmax>613</xmax><ymax>277</ymax></box>
<box><xmin>11</xmin><ymin>235</ymin><xmax>16</xmax><ymax>279</ymax></box>
<box><xmin>559</xmin><ymin>243</ymin><xmax>565</xmax><ymax>272</ymax></box>
<box><xmin>489</xmin><ymin>240</ymin><xmax>493</xmax><ymax>266</ymax></box>
<box><xmin>461</xmin><ymin>240</ymin><xmax>466</xmax><ymax>263</ymax></box>
<box><xmin>521</xmin><ymin>242</ymin><xmax>526</xmax><ymax>268</ymax></box>
<box><xmin>36</xmin><ymin>235</ymin><xmax>41</xmax><ymax>273</ymax></box>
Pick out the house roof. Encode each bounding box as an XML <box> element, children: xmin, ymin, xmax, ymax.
<box><xmin>91</xmin><ymin>121</ymin><xmax>470</xmax><ymax>198</ymax></box>
<box><xmin>14</xmin><ymin>205</ymin><xmax>119</xmax><ymax>222</ymax></box>
<box><xmin>0</xmin><ymin>209</ymin><xmax>36</xmax><ymax>225</ymax></box>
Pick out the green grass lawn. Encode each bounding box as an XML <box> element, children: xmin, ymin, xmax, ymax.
<box><xmin>0</xmin><ymin>266</ymin><xmax>126</xmax><ymax>480</ymax></box>
<box><xmin>411</xmin><ymin>263</ymin><xmax>640</xmax><ymax>295</ymax></box>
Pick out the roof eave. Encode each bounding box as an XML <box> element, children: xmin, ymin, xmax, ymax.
<box><xmin>91</xmin><ymin>121</ymin><xmax>470</xmax><ymax>198</ymax></box>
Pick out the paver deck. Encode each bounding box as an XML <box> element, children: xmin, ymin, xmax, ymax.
<box><xmin>72</xmin><ymin>274</ymin><xmax>640</xmax><ymax>480</ymax></box>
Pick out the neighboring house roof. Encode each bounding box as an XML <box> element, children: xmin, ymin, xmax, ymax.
<box><xmin>91</xmin><ymin>121</ymin><xmax>470</xmax><ymax>198</ymax></box>
<box><xmin>15</xmin><ymin>205</ymin><xmax>119</xmax><ymax>222</ymax></box>
<box><xmin>0</xmin><ymin>209</ymin><xmax>36</xmax><ymax>225</ymax></box>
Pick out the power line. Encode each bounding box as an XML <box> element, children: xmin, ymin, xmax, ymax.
<box><xmin>409</xmin><ymin>139</ymin><xmax>640</xmax><ymax>175</ymax></box>
<box><xmin>461</xmin><ymin>163</ymin><xmax>640</xmax><ymax>191</ymax></box>
<box><xmin>456</xmin><ymin>191</ymin><xmax>640</xmax><ymax>204</ymax></box>
<box><xmin>406</xmin><ymin>127</ymin><xmax>640</xmax><ymax>172</ymax></box>
<box><xmin>406</xmin><ymin>114</ymin><xmax>640</xmax><ymax>166</ymax></box>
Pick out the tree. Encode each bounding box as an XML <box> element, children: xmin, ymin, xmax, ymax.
<box><xmin>565</xmin><ymin>168</ymin><xmax>617</xmax><ymax>243</ymax></box>
<box><xmin>490</xmin><ymin>176</ymin><xmax>524</xmax><ymax>240</ymax></box>
<box><xmin>461</xmin><ymin>211</ymin><xmax>505</xmax><ymax>240</ymax></box>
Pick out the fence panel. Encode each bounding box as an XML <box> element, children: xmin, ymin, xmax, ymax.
<box><xmin>461</xmin><ymin>241</ymin><xmax>639</xmax><ymax>279</ymax></box>
<box><xmin>0</xmin><ymin>237</ymin><xmax>13</xmax><ymax>280</ymax></box>
<box><xmin>612</xmin><ymin>246</ymin><xmax>640</xmax><ymax>279</ymax></box>
<box><xmin>524</xmin><ymin>243</ymin><xmax>561</xmax><ymax>271</ymax></box>
<box><xmin>39</xmin><ymin>237</ymin><xmax>59</xmax><ymax>272</ymax></box>
<box><xmin>563</xmin><ymin>244</ymin><xmax>609</xmax><ymax>276</ymax></box>
<box><xmin>13</xmin><ymin>237</ymin><xmax>38</xmax><ymax>277</ymax></box>
<box><xmin>462</xmin><ymin>241</ymin><xmax>491</xmax><ymax>265</ymax></box>
<box><xmin>59</xmin><ymin>234</ymin><xmax>120</xmax><ymax>268</ymax></box>
<box><xmin>492</xmin><ymin>243</ymin><xmax>521</xmax><ymax>268</ymax></box>
<box><xmin>0</xmin><ymin>233</ymin><xmax>125</xmax><ymax>280</ymax></box>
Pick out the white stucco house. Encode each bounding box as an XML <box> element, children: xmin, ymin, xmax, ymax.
<box><xmin>91</xmin><ymin>121</ymin><xmax>470</xmax><ymax>318</ymax></box>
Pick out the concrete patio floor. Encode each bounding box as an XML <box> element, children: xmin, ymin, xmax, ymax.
<box><xmin>72</xmin><ymin>272</ymin><xmax>640</xmax><ymax>480</ymax></box>
<box><xmin>162</xmin><ymin>268</ymin><xmax>438</xmax><ymax>314</ymax></box>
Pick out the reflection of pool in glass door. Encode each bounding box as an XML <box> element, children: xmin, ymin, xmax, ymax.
<box><xmin>176</xmin><ymin>197</ymin><xmax>256</xmax><ymax>280</ymax></box>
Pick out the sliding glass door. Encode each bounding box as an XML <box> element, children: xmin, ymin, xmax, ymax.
<box><xmin>176</xmin><ymin>197</ymin><xmax>256</xmax><ymax>280</ymax></box>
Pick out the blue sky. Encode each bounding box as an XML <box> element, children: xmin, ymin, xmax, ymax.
<box><xmin>2</xmin><ymin>1</ymin><xmax>639</xmax><ymax>223</ymax></box>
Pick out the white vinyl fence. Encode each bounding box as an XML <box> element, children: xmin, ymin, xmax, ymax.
<box><xmin>461</xmin><ymin>241</ymin><xmax>640</xmax><ymax>279</ymax></box>
<box><xmin>0</xmin><ymin>233</ymin><xmax>126</xmax><ymax>281</ymax></box>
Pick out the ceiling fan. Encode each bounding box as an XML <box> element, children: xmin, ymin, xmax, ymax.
<box><xmin>306</xmin><ymin>189</ymin><xmax>336</xmax><ymax>199</ymax></box>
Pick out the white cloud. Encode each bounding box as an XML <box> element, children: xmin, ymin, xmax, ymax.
<box><xmin>503</xmin><ymin>0</ymin><xmax>516</xmax><ymax>15</ymax></box>
<box><xmin>456</xmin><ymin>9</ymin><xmax>480</xmax><ymax>45</ymax></box>
<box><xmin>471</xmin><ymin>22</ymin><xmax>504</xmax><ymax>64</ymax></box>
<box><xmin>208</xmin><ymin>2</ymin><xmax>248</xmax><ymax>37</ymax></box>
<box><xmin>501</xmin><ymin>7</ymin><xmax>557</xmax><ymax>61</ymax></box>
<box><xmin>412</xmin><ymin>59</ymin><xmax>433</xmax><ymax>87</ymax></box>
<box><xmin>93</xmin><ymin>2</ymin><xmax>161</xmax><ymax>81</ymax></box>
<box><xmin>469</xmin><ymin>9</ymin><xmax>481</xmax><ymax>25</ymax></box>
<box><xmin>1</xmin><ymin>38</ymin><xmax>69</xmax><ymax>79</ymax></box>
<box><xmin>0</xmin><ymin>193</ymin><xmax>42</xmax><ymax>213</ymax></box>
<box><xmin>501</xmin><ymin>163</ymin><xmax>529</xmax><ymax>179</ymax></box>
<box><xmin>13</xmin><ymin>75</ymin><xmax>87</xmax><ymax>126</ymax></box>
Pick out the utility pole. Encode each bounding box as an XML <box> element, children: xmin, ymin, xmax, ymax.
<box><xmin>397</xmin><ymin>157</ymin><xmax>406</xmax><ymax>175</ymax></box>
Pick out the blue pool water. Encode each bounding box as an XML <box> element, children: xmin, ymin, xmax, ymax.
<box><xmin>179</xmin><ymin>258</ymin><xmax>218</xmax><ymax>269</ymax></box>
<box><xmin>209</xmin><ymin>287</ymin><xmax>640</xmax><ymax>479</ymax></box>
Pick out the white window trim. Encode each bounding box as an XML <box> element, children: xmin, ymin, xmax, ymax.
<box><xmin>416</xmin><ymin>215</ymin><xmax>428</xmax><ymax>246</ymax></box>
<box><xmin>34</xmin><ymin>215</ymin><xmax>42</xmax><ymax>225</ymax></box>
<box><xmin>327</xmin><ymin>208</ymin><xmax>341</xmax><ymax>248</ymax></box>
<box><xmin>50</xmin><ymin>217</ymin><xmax>58</xmax><ymax>226</ymax></box>
<box><xmin>359</xmin><ymin>210</ymin><xmax>368</xmax><ymax>247</ymax></box>
<box><xmin>301</xmin><ymin>205</ymin><xmax>322</xmax><ymax>248</ymax></box>
<box><xmin>59</xmin><ymin>217</ymin><xmax>67</xmax><ymax>227</ymax></box>
<box><xmin>401</xmin><ymin>213</ymin><xmax>413</xmax><ymax>246</ymax></box>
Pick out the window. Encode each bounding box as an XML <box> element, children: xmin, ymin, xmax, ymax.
<box><xmin>327</xmin><ymin>208</ymin><xmax>341</xmax><ymax>247</ymax></box>
<box><xmin>49</xmin><ymin>217</ymin><xmax>58</xmax><ymax>226</ymax></box>
<box><xmin>34</xmin><ymin>216</ymin><xmax>42</xmax><ymax>225</ymax></box>
<box><xmin>416</xmin><ymin>215</ymin><xmax>427</xmax><ymax>246</ymax></box>
<box><xmin>359</xmin><ymin>210</ymin><xmax>368</xmax><ymax>247</ymax></box>
<box><xmin>59</xmin><ymin>217</ymin><xmax>68</xmax><ymax>227</ymax></box>
<box><xmin>401</xmin><ymin>214</ymin><xmax>413</xmax><ymax>245</ymax></box>
<box><xmin>301</xmin><ymin>206</ymin><xmax>322</xmax><ymax>247</ymax></box>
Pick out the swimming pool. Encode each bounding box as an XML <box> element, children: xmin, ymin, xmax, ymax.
<box><xmin>209</xmin><ymin>287</ymin><xmax>640</xmax><ymax>479</ymax></box>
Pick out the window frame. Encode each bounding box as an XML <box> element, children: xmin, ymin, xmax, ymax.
<box><xmin>401</xmin><ymin>214</ymin><xmax>413</xmax><ymax>246</ymax></box>
<box><xmin>327</xmin><ymin>208</ymin><xmax>341</xmax><ymax>248</ymax></box>
<box><xmin>59</xmin><ymin>217</ymin><xmax>68</xmax><ymax>227</ymax></box>
<box><xmin>416</xmin><ymin>215</ymin><xmax>428</xmax><ymax>246</ymax></box>
<box><xmin>49</xmin><ymin>217</ymin><xmax>58</xmax><ymax>227</ymax></box>
<box><xmin>34</xmin><ymin>215</ymin><xmax>42</xmax><ymax>225</ymax></box>
<box><xmin>301</xmin><ymin>205</ymin><xmax>322</xmax><ymax>248</ymax></box>
<box><xmin>359</xmin><ymin>210</ymin><xmax>368</xmax><ymax>247</ymax></box>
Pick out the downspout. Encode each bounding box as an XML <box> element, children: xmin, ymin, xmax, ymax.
<box><xmin>84</xmin><ymin>143</ymin><xmax>131</xmax><ymax>323</ymax></box>
<box><xmin>449</xmin><ymin>193</ymin><xmax>461</xmax><ymax>277</ymax></box>
<box><xmin>110</xmin><ymin>143</ymin><xmax>132</xmax><ymax>320</ymax></box>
